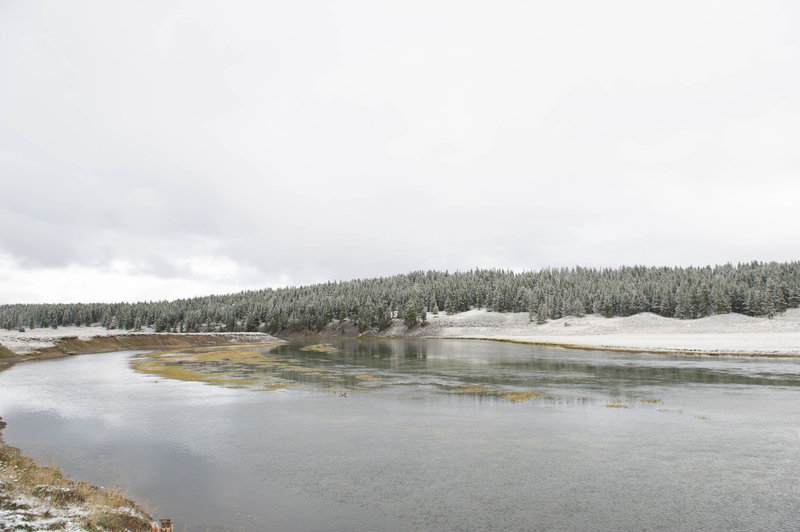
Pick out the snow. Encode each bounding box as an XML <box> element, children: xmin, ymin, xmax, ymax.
<box><xmin>0</xmin><ymin>491</ymin><xmax>89</xmax><ymax>532</ymax></box>
<box><xmin>0</xmin><ymin>326</ymin><xmax>154</xmax><ymax>354</ymax></box>
<box><xmin>0</xmin><ymin>327</ymin><xmax>278</xmax><ymax>355</ymax></box>
<box><xmin>2</xmin><ymin>311</ymin><xmax>799</xmax><ymax>357</ymax></box>
<box><xmin>412</xmin><ymin>308</ymin><xmax>800</xmax><ymax>356</ymax></box>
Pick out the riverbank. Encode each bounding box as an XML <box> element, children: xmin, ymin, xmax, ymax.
<box><xmin>0</xmin><ymin>418</ymin><xmax>152</xmax><ymax>531</ymax></box>
<box><xmin>0</xmin><ymin>330</ymin><xmax>285</xmax><ymax>371</ymax></box>
<box><xmin>293</xmin><ymin>308</ymin><xmax>800</xmax><ymax>357</ymax></box>
<box><xmin>0</xmin><ymin>332</ymin><xmax>285</xmax><ymax>530</ymax></box>
<box><xmin>2</xmin><ymin>311</ymin><xmax>798</xmax><ymax>362</ymax></box>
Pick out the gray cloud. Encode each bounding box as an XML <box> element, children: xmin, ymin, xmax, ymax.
<box><xmin>1</xmin><ymin>0</ymin><xmax>799</xmax><ymax>303</ymax></box>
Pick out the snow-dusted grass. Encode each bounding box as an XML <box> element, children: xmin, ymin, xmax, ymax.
<box><xmin>0</xmin><ymin>438</ymin><xmax>151</xmax><ymax>531</ymax></box>
<box><xmin>0</xmin><ymin>326</ymin><xmax>152</xmax><ymax>355</ymax></box>
<box><xmin>412</xmin><ymin>308</ymin><xmax>800</xmax><ymax>356</ymax></box>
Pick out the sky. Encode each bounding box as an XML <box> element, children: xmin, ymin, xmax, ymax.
<box><xmin>1</xmin><ymin>1</ymin><xmax>799</xmax><ymax>304</ymax></box>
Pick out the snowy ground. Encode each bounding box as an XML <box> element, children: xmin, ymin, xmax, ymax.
<box><xmin>407</xmin><ymin>308</ymin><xmax>800</xmax><ymax>356</ymax></box>
<box><xmin>0</xmin><ymin>327</ymin><xmax>277</xmax><ymax>355</ymax></box>
<box><xmin>0</xmin><ymin>425</ymin><xmax>152</xmax><ymax>532</ymax></box>
<box><xmin>0</xmin><ymin>326</ymin><xmax>149</xmax><ymax>354</ymax></box>
<box><xmin>2</xmin><ymin>311</ymin><xmax>799</xmax><ymax>357</ymax></box>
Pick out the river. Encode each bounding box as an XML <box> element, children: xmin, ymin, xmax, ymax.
<box><xmin>1</xmin><ymin>339</ymin><xmax>798</xmax><ymax>531</ymax></box>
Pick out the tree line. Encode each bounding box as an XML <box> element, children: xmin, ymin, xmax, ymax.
<box><xmin>1</xmin><ymin>261</ymin><xmax>798</xmax><ymax>335</ymax></box>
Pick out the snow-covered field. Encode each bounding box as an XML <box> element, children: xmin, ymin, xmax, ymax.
<box><xmin>410</xmin><ymin>308</ymin><xmax>800</xmax><ymax>356</ymax></box>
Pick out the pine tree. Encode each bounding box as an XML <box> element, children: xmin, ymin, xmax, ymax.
<box><xmin>444</xmin><ymin>296</ymin><xmax>455</xmax><ymax>315</ymax></box>
<box><xmin>403</xmin><ymin>301</ymin><xmax>418</xmax><ymax>328</ymax></box>
<box><xmin>536</xmin><ymin>304</ymin><xmax>548</xmax><ymax>325</ymax></box>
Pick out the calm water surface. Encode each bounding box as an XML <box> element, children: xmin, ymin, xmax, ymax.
<box><xmin>1</xmin><ymin>339</ymin><xmax>799</xmax><ymax>531</ymax></box>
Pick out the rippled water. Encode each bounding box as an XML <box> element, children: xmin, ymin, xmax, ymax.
<box><xmin>1</xmin><ymin>339</ymin><xmax>799</xmax><ymax>531</ymax></box>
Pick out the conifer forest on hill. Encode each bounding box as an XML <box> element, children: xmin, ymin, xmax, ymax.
<box><xmin>2</xmin><ymin>261</ymin><xmax>798</xmax><ymax>335</ymax></box>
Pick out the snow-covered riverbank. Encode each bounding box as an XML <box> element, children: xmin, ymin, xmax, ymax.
<box><xmin>2</xmin><ymin>310</ymin><xmax>799</xmax><ymax>358</ymax></box>
<box><xmin>0</xmin><ymin>326</ymin><xmax>143</xmax><ymax>355</ymax></box>
<box><xmin>0</xmin><ymin>420</ymin><xmax>152</xmax><ymax>531</ymax></box>
<box><xmin>0</xmin><ymin>328</ymin><xmax>280</xmax><ymax>356</ymax></box>
<box><xmin>402</xmin><ymin>308</ymin><xmax>800</xmax><ymax>356</ymax></box>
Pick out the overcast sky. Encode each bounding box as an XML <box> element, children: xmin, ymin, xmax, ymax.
<box><xmin>1</xmin><ymin>1</ymin><xmax>798</xmax><ymax>304</ymax></box>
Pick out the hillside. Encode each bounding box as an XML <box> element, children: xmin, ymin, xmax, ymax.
<box><xmin>1</xmin><ymin>262</ymin><xmax>798</xmax><ymax>337</ymax></box>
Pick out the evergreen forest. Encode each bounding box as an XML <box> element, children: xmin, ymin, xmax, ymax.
<box><xmin>1</xmin><ymin>261</ymin><xmax>798</xmax><ymax>335</ymax></box>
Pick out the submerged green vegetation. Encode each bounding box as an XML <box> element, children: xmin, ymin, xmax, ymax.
<box><xmin>1</xmin><ymin>261</ymin><xmax>798</xmax><ymax>335</ymax></box>
<box><xmin>131</xmin><ymin>344</ymin><xmax>548</xmax><ymax>403</ymax></box>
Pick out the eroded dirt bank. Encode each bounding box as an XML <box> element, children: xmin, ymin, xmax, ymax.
<box><xmin>0</xmin><ymin>333</ymin><xmax>284</xmax><ymax>371</ymax></box>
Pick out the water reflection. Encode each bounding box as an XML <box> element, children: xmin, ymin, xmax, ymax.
<box><xmin>2</xmin><ymin>342</ymin><xmax>800</xmax><ymax>531</ymax></box>
<box><xmin>131</xmin><ymin>339</ymin><xmax>800</xmax><ymax>407</ymax></box>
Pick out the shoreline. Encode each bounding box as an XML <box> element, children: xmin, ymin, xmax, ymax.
<box><xmin>0</xmin><ymin>420</ymin><xmax>153</xmax><ymax>531</ymax></box>
<box><xmin>2</xmin><ymin>310</ymin><xmax>799</xmax><ymax>365</ymax></box>
<box><xmin>281</xmin><ymin>308</ymin><xmax>800</xmax><ymax>358</ymax></box>
<box><xmin>0</xmin><ymin>333</ymin><xmax>285</xmax><ymax>531</ymax></box>
<box><xmin>425</xmin><ymin>336</ymin><xmax>800</xmax><ymax>357</ymax></box>
<box><xmin>0</xmin><ymin>315</ymin><xmax>796</xmax><ymax>528</ymax></box>
<box><xmin>0</xmin><ymin>331</ymin><xmax>286</xmax><ymax>371</ymax></box>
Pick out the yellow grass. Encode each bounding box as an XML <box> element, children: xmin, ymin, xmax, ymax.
<box><xmin>0</xmin><ymin>442</ymin><xmax>151</xmax><ymax>530</ymax></box>
<box><xmin>355</xmin><ymin>374</ymin><xmax>383</xmax><ymax>381</ymax></box>
<box><xmin>453</xmin><ymin>385</ymin><xmax>492</xmax><ymax>394</ymax></box>
<box><xmin>503</xmin><ymin>391</ymin><xmax>543</xmax><ymax>403</ymax></box>
<box><xmin>300</xmin><ymin>343</ymin><xmax>339</xmax><ymax>352</ymax></box>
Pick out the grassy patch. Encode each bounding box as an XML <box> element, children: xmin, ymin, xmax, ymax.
<box><xmin>354</xmin><ymin>374</ymin><xmax>383</xmax><ymax>381</ymax></box>
<box><xmin>0</xmin><ymin>343</ymin><xmax>15</xmax><ymax>358</ymax></box>
<box><xmin>300</xmin><ymin>343</ymin><xmax>339</xmax><ymax>353</ymax></box>
<box><xmin>452</xmin><ymin>385</ymin><xmax>492</xmax><ymax>394</ymax></box>
<box><xmin>640</xmin><ymin>398</ymin><xmax>662</xmax><ymax>404</ymax></box>
<box><xmin>604</xmin><ymin>401</ymin><xmax>630</xmax><ymax>408</ymax></box>
<box><xmin>502</xmin><ymin>391</ymin><xmax>544</xmax><ymax>403</ymax></box>
<box><xmin>132</xmin><ymin>346</ymin><xmax>354</xmax><ymax>391</ymax></box>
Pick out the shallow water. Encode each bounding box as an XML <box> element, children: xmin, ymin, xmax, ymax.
<box><xmin>1</xmin><ymin>339</ymin><xmax>799</xmax><ymax>531</ymax></box>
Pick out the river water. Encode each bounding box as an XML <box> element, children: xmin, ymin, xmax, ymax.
<box><xmin>0</xmin><ymin>339</ymin><xmax>799</xmax><ymax>531</ymax></box>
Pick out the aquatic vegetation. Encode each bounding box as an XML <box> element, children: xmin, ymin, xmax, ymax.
<box><xmin>640</xmin><ymin>398</ymin><xmax>662</xmax><ymax>404</ymax></box>
<box><xmin>452</xmin><ymin>385</ymin><xmax>492</xmax><ymax>394</ymax></box>
<box><xmin>263</xmin><ymin>383</ymin><xmax>293</xmax><ymax>391</ymax></box>
<box><xmin>130</xmin><ymin>347</ymin><xmax>292</xmax><ymax>390</ymax></box>
<box><xmin>355</xmin><ymin>374</ymin><xmax>384</xmax><ymax>381</ymax></box>
<box><xmin>132</xmin><ymin>346</ymin><xmax>382</xmax><ymax>392</ymax></box>
<box><xmin>503</xmin><ymin>391</ymin><xmax>543</xmax><ymax>403</ymax></box>
<box><xmin>300</xmin><ymin>343</ymin><xmax>339</xmax><ymax>353</ymax></box>
<box><xmin>604</xmin><ymin>401</ymin><xmax>630</xmax><ymax>408</ymax></box>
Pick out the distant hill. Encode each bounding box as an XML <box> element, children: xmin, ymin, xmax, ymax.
<box><xmin>1</xmin><ymin>261</ymin><xmax>798</xmax><ymax>335</ymax></box>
